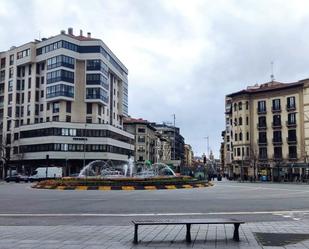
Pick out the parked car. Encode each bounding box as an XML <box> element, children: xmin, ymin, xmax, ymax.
<box><xmin>5</xmin><ymin>174</ymin><xmax>29</xmax><ymax>183</ymax></box>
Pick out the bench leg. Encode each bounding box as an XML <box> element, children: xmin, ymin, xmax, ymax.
<box><xmin>186</xmin><ymin>224</ymin><xmax>191</xmax><ymax>243</ymax></box>
<box><xmin>133</xmin><ymin>224</ymin><xmax>138</xmax><ymax>244</ymax></box>
<box><xmin>233</xmin><ymin>223</ymin><xmax>240</xmax><ymax>241</ymax></box>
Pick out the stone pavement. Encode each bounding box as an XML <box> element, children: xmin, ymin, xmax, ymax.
<box><xmin>0</xmin><ymin>220</ymin><xmax>309</xmax><ymax>249</ymax></box>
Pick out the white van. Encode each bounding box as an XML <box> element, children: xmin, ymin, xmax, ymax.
<box><xmin>29</xmin><ymin>167</ymin><xmax>62</xmax><ymax>181</ymax></box>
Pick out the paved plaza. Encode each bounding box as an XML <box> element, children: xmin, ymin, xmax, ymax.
<box><xmin>1</xmin><ymin>181</ymin><xmax>309</xmax><ymax>248</ymax></box>
<box><xmin>1</xmin><ymin>221</ymin><xmax>309</xmax><ymax>248</ymax></box>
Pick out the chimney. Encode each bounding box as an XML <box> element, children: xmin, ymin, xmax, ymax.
<box><xmin>60</xmin><ymin>30</ymin><xmax>65</xmax><ymax>35</ymax></box>
<box><xmin>87</xmin><ymin>32</ymin><xmax>91</xmax><ymax>38</ymax></box>
<box><xmin>68</xmin><ymin>27</ymin><xmax>73</xmax><ymax>35</ymax></box>
<box><xmin>80</xmin><ymin>29</ymin><xmax>83</xmax><ymax>36</ymax></box>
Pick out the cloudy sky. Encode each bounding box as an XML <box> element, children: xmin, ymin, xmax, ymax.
<box><xmin>1</xmin><ymin>0</ymin><xmax>309</xmax><ymax>157</ymax></box>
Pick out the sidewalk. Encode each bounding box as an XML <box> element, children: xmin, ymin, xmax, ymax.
<box><xmin>0</xmin><ymin>220</ymin><xmax>309</xmax><ymax>249</ymax></box>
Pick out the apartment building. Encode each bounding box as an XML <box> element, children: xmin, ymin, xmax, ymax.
<box><xmin>0</xmin><ymin>28</ymin><xmax>134</xmax><ymax>177</ymax></box>
<box><xmin>123</xmin><ymin>118</ymin><xmax>157</xmax><ymax>164</ymax></box>
<box><xmin>224</xmin><ymin>79</ymin><xmax>309</xmax><ymax>181</ymax></box>
<box><xmin>184</xmin><ymin>144</ymin><xmax>194</xmax><ymax>167</ymax></box>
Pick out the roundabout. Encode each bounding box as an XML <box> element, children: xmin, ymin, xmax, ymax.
<box><xmin>32</xmin><ymin>159</ymin><xmax>210</xmax><ymax>190</ymax></box>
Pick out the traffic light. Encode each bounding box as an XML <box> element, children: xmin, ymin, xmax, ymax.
<box><xmin>203</xmin><ymin>156</ymin><xmax>206</xmax><ymax>164</ymax></box>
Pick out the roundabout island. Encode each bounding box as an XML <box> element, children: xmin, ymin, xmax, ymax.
<box><xmin>32</xmin><ymin>159</ymin><xmax>210</xmax><ymax>190</ymax></box>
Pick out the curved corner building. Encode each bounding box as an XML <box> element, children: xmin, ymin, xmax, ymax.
<box><xmin>0</xmin><ymin>28</ymin><xmax>134</xmax><ymax>176</ymax></box>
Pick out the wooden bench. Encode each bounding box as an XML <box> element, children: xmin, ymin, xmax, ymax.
<box><xmin>132</xmin><ymin>218</ymin><xmax>245</xmax><ymax>244</ymax></box>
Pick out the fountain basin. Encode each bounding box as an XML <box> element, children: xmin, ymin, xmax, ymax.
<box><xmin>32</xmin><ymin>176</ymin><xmax>210</xmax><ymax>190</ymax></box>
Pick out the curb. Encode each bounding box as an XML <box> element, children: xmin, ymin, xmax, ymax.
<box><xmin>33</xmin><ymin>183</ymin><xmax>210</xmax><ymax>191</ymax></box>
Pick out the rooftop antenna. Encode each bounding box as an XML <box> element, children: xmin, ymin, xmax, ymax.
<box><xmin>270</xmin><ymin>61</ymin><xmax>275</xmax><ymax>81</ymax></box>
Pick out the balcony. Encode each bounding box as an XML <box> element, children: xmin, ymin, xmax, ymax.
<box><xmin>258</xmin><ymin>139</ymin><xmax>267</xmax><ymax>145</ymax></box>
<box><xmin>286</xmin><ymin>137</ymin><xmax>297</xmax><ymax>144</ymax></box>
<box><xmin>272</xmin><ymin>107</ymin><xmax>281</xmax><ymax>113</ymax></box>
<box><xmin>286</xmin><ymin>105</ymin><xmax>296</xmax><ymax>112</ymax></box>
<box><xmin>272</xmin><ymin>122</ymin><xmax>282</xmax><ymax>129</ymax></box>
<box><xmin>286</xmin><ymin>121</ymin><xmax>297</xmax><ymax>128</ymax></box>
<box><xmin>257</xmin><ymin>123</ymin><xmax>267</xmax><ymax>130</ymax></box>
<box><xmin>272</xmin><ymin>138</ymin><xmax>282</xmax><ymax>145</ymax></box>
<box><xmin>257</xmin><ymin>108</ymin><xmax>267</xmax><ymax>115</ymax></box>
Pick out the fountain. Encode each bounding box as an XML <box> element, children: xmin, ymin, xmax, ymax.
<box><xmin>33</xmin><ymin>158</ymin><xmax>209</xmax><ymax>190</ymax></box>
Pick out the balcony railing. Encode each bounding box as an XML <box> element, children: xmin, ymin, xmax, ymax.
<box><xmin>286</xmin><ymin>121</ymin><xmax>297</xmax><ymax>128</ymax></box>
<box><xmin>272</xmin><ymin>138</ymin><xmax>283</xmax><ymax>145</ymax></box>
<box><xmin>272</xmin><ymin>107</ymin><xmax>281</xmax><ymax>113</ymax></box>
<box><xmin>257</xmin><ymin>108</ymin><xmax>267</xmax><ymax>114</ymax></box>
<box><xmin>286</xmin><ymin>105</ymin><xmax>296</xmax><ymax>111</ymax></box>
<box><xmin>257</xmin><ymin>123</ymin><xmax>267</xmax><ymax>130</ymax></box>
<box><xmin>272</xmin><ymin>122</ymin><xmax>282</xmax><ymax>129</ymax></box>
<box><xmin>258</xmin><ymin>139</ymin><xmax>267</xmax><ymax>145</ymax></box>
<box><xmin>286</xmin><ymin>137</ymin><xmax>297</xmax><ymax>144</ymax></box>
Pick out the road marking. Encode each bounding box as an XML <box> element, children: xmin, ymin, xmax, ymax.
<box><xmin>0</xmin><ymin>210</ymin><xmax>308</xmax><ymax>217</ymax></box>
<box><xmin>215</xmin><ymin>184</ymin><xmax>309</xmax><ymax>193</ymax></box>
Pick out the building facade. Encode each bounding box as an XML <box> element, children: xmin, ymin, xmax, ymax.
<box><xmin>184</xmin><ymin>144</ymin><xmax>194</xmax><ymax>167</ymax></box>
<box><xmin>224</xmin><ymin>80</ymin><xmax>309</xmax><ymax>181</ymax></box>
<box><xmin>123</xmin><ymin>118</ymin><xmax>157</xmax><ymax>164</ymax></box>
<box><xmin>0</xmin><ymin>28</ymin><xmax>134</xmax><ymax>177</ymax></box>
<box><xmin>152</xmin><ymin>123</ymin><xmax>185</xmax><ymax>168</ymax></box>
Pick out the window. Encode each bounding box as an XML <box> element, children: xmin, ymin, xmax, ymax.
<box><xmin>246</xmin><ymin>101</ymin><xmax>249</xmax><ymax>110</ymax></box>
<box><xmin>258</xmin><ymin>132</ymin><xmax>267</xmax><ymax>144</ymax></box>
<box><xmin>239</xmin><ymin>117</ymin><xmax>242</xmax><ymax>125</ymax></box>
<box><xmin>86</xmin><ymin>117</ymin><xmax>92</xmax><ymax>123</ymax></box>
<box><xmin>35</xmin><ymin>91</ymin><xmax>39</xmax><ymax>102</ymax></box>
<box><xmin>9</xmin><ymin>68</ymin><xmax>13</xmax><ymax>78</ymax></box>
<box><xmin>234</xmin><ymin>103</ymin><xmax>237</xmax><ymax>111</ymax></box>
<box><xmin>239</xmin><ymin>132</ymin><xmax>243</xmax><ymax>141</ymax></box>
<box><xmin>17</xmin><ymin>49</ymin><xmax>30</xmax><ymax>59</ymax></box>
<box><xmin>273</xmin><ymin>131</ymin><xmax>282</xmax><ymax>143</ymax></box>
<box><xmin>8</xmin><ymin>94</ymin><xmax>12</xmax><ymax>105</ymax></box>
<box><xmin>138</xmin><ymin>128</ymin><xmax>145</xmax><ymax>133</ymax></box>
<box><xmin>288</xmin><ymin>113</ymin><xmax>296</xmax><ymax>125</ymax></box>
<box><xmin>234</xmin><ymin>118</ymin><xmax>237</xmax><ymax>126</ymax></box>
<box><xmin>46</xmin><ymin>84</ymin><xmax>74</xmax><ymax>99</ymax></box>
<box><xmin>47</xmin><ymin>55</ymin><xmax>75</xmax><ymax>70</ymax></box>
<box><xmin>86</xmin><ymin>59</ymin><xmax>108</xmax><ymax>75</ymax></box>
<box><xmin>273</xmin><ymin>115</ymin><xmax>281</xmax><ymax>127</ymax></box>
<box><xmin>86</xmin><ymin>88</ymin><xmax>108</xmax><ymax>103</ymax></box>
<box><xmin>246</xmin><ymin>132</ymin><xmax>249</xmax><ymax>141</ymax></box>
<box><xmin>287</xmin><ymin>96</ymin><xmax>296</xmax><ymax>110</ymax></box>
<box><xmin>46</xmin><ymin>69</ymin><xmax>74</xmax><ymax>84</ymax></box>
<box><xmin>52</xmin><ymin>116</ymin><xmax>59</xmax><ymax>121</ymax></box>
<box><xmin>28</xmin><ymin>91</ymin><xmax>31</xmax><ymax>102</ymax></box>
<box><xmin>238</xmin><ymin>102</ymin><xmax>242</xmax><ymax>110</ymax></box>
<box><xmin>66</xmin><ymin>115</ymin><xmax>71</xmax><ymax>122</ymax></box>
<box><xmin>98</xmin><ymin>104</ymin><xmax>101</xmax><ymax>115</ymax></box>
<box><xmin>289</xmin><ymin>146</ymin><xmax>297</xmax><ymax>159</ymax></box>
<box><xmin>41</xmin><ymin>90</ymin><xmax>44</xmax><ymax>98</ymax></box>
<box><xmin>259</xmin><ymin>147</ymin><xmax>267</xmax><ymax>159</ymax></box>
<box><xmin>28</xmin><ymin>78</ymin><xmax>32</xmax><ymax>88</ymax></box>
<box><xmin>53</xmin><ymin>102</ymin><xmax>60</xmax><ymax>113</ymax></box>
<box><xmin>288</xmin><ymin>129</ymin><xmax>297</xmax><ymax>142</ymax></box>
<box><xmin>246</xmin><ymin>116</ymin><xmax>249</xmax><ymax>125</ymax></box>
<box><xmin>272</xmin><ymin>99</ymin><xmax>281</xmax><ymax>111</ymax></box>
<box><xmin>47</xmin><ymin>103</ymin><xmax>50</xmax><ymax>111</ymax></box>
<box><xmin>27</xmin><ymin>104</ymin><xmax>30</xmax><ymax>115</ymax></box>
<box><xmin>237</xmin><ymin>148</ymin><xmax>241</xmax><ymax>156</ymax></box>
<box><xmin>86</xmin><ymin>103</ymin><xmax>92</xmax><ymax>114</ymax></box>
<box><xmin>258</xmin><ymin>116</ymin><xmax>266</xmax><ymax>128</ymax></box>
<box><xmin>40</xmin><ymin>104</ymin><xmax>43</xmax><ymax>112</ymax></box>
<box><xmin>66</xmin><ymin>101</ymin><xmax>71</xmax><ymax>113</ymax></box>
<box><xmin>9</xmin><ymin>54</ymin><xmax>14</xmax><ymax>65</ymax></box>
<box><xmin>41</xmin><ymin>76</ymin><xmax>44</xmax><ymax>84</ymax></box>
<box><xmin>235</xmin><ymin>133</ymin><xmax>238</xmax><ymax>141</ymax></box>
<box><xmin>28</xmin><ymin>64</ymin><xmax>32</xmax><ymax>75</ymax></box>
<box><xmin>86</xmin><ymin>73</ymin><xmax>109</xmax><ymax>90</ymax></box>
<box><xmin>8</xmin><ymin>80</ymin><xmax>13</xmax><ymax>92</ymax></box>
<box><xmin>274</xmin><ymin>147</ymin><xmax>282</xmax><ymax>159</ymax></box>
<box><xmin>257</xmin><ymin>100</ymin><xmax>266</xmax><ymax>113</ymax></box>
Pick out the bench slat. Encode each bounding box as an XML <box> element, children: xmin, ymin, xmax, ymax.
<box><xmin>132</xmin><ymin>218</ymin><xmax>244</xmax><ymax>225</ymax></box>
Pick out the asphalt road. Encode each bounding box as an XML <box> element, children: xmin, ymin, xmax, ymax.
<box><xmin>1</xmin><ymin>180</ymin><xmax>309</xmax><ymax>225</ymax></box>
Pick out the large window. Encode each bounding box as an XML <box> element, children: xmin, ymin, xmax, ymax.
<box><xmin>46</xmin><ymin>84</ymin><xmax>74</xmax><ymax>99</ymax></box>
<box><xmin>86</xmin><ymin>60</ymin><xmax>108</xmax><ymax>76</ymax></box>
<box><xmin>86</xmin><ymin>88</ymin><xmax>109</xmax><ymax>103</ymax></box>
<box><xmin>47</xmin><ymin>55</ymin><xmax>75</xmax><ymax>70</ymax></box>
<box><xmin>287</xmin><ymin>96</ymin><xmax>296</xmax><ymax>110</ymax></box>
<box><xmin>272</xmin><ymin>99</ymin><xmax>281</xmax><ymax>111</ymax></box>
<box><xmin>258</xmin><ymin>132</ymin><xmax>267</xmax><ymax>144</ymax></box>
<box><xmin>274</xmin><ymin>147</ymin><xmax>282</xmax><ymax>159</ymax></box>
<box><xmin>288</xmin><ymin>113</ymin><xmax>296</xmax><ymax>125</ymax></box>
<box><xmin>258</xmin><ymin>116</ymin><xmax>266</xmax><ymax>128</ymax></box>
<box><xmin>272</xmin><ymin>115</ymin><xmax>281</xmax><ymax>127</ymax></box>
<box><xmin>273</xmin><ymin>131</ymin><xmax>282</xmax><ymax>143</ymax></box>
<box><xmin>17</xmin><ymin>49</ymin><xmax>30</xmax><ymax>59</ymax></box>
<box><xmin>259</xmin><ymin>147</ymin><xmax>267</xmax><ymax>160</ymax></box>
<box><xmin>86</xmin><ymin>73</ymin><xmax>109</xmax><ymax>90</ymax></box>
<box><xmin>289</xmin><ymin>146</ymin><xmax>297</xmax><ymax>159</ymax></box>
<box><xmin>257</xmin><ymin>100</ymin><xmax>266</xmax><ymax>113</ymax></box>
<box><xmin>47</xmin><ymin>69</ymin><xmax>74</xmax><ymax>84</ymax></box>
<box><xmin>287</xmin><ymin>129</ymin><xmax>297</xmax><ymax>142</ymax></box>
